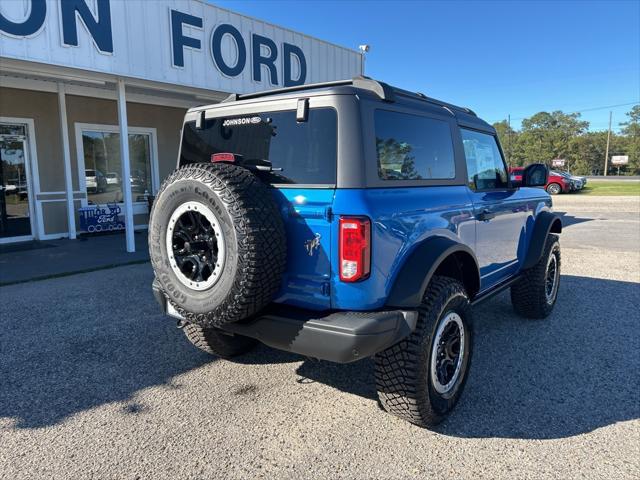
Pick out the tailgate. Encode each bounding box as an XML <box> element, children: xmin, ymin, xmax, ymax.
<box><xmin>270</xmin><ymin>188</ymin><xmax>334</xmax><ymax>310</ymax></box>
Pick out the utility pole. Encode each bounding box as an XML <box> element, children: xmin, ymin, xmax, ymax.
<box><xmin>604</xmin><ymin>111</ymin><xmax>612</xmax><ymax>176</ymax></box>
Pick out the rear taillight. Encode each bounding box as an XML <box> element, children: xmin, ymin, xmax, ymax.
<box><xmin>339</xmin><ymin>216</ymin><xmax>371</xmax><ymax>282</ymax></box>
<box><xmin>211</xmin><ymin>152</ymin><xmax>235</xmax><ymax>163</ymax></box>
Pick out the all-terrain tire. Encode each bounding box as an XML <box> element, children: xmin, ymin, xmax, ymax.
<box><xmin>149</xmin><ymin>163</ymin><xmax>286</xmax><ymax>328</ymax></box>
<box><xmin>374</xmin><ymin>276</ymin><xmax>473</xmax><ymax>428</ymax></box>
<box><xmin>183</xmin><ymin>323</ymin><xmax>257</xmax><ymax>358</ymax></box>
<box><xmin>510</xmin><ymin>234</ymin><xmax>561</xmax><ymax>319</ymax></box>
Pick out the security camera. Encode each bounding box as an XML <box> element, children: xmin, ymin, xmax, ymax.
<box><xmin>358</xmin><ymin>44</ymin><xmax>370</xmax><ymax>53</ymax></box>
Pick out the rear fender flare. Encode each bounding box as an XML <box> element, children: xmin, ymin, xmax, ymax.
<box><xmin>386</xmin><ymin>236</ymin><xmax>480</xmax><ymax>308</ymax></box>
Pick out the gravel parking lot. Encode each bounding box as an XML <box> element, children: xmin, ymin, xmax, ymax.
<box><xmin>1</xmin><ymin>195</ymin><xmax>638</xmax><ymax>479</ymax></box>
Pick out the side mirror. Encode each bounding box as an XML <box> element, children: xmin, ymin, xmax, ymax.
<box><xmin>522</xmin><ymin>163</ymin><xmax>549</xmax><ymax>188</ymax></box>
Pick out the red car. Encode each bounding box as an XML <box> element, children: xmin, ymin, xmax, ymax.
<box><xmin>509</xmin><ymin>167</ymin><xmax>570</xmax><ymax>195</ymax></box>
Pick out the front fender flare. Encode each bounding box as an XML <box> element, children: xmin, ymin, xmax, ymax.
<box><xmin>522</xmin><ymin>211</ymin><xmax>562</xmax><ymax>270</ymax></box>
<box><xmin>386</xmin><ymin>236</ymin><xmax>480</xmax><ymax>308</ymax></box>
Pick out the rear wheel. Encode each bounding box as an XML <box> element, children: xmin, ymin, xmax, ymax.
<box><xmin>374</xmin><ymin>276</ymin><xmax>473</xmax><ymax>428</ymax></box>
<box><xmin>183</xmin><ymin>323</ymin><xmax>257</xmax><ymax>359</ymax></box>
<box><xmin>546</xmin><ymin>183</ymin><xmax>562</xmax><ymax>195</ymax></box>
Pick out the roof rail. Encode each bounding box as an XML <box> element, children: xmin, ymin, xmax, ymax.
<box><xmin>222</xmin><ymin>76</ymin><xmax>394</xmax><ymax>103</ymax></box>
<box><xmin>220</xmin><ymin>76</ymin><xmax>476</xmax><ymax>116</ymax></box>
<box><xmin>393</xmin><ymin>88</ymin><xmax>476</xmax><ymax>116</ymax></box>
<box><xmin>223</xmin><ymin>79</ymin><xmax>351</xmax><ymax>103</ymax></box>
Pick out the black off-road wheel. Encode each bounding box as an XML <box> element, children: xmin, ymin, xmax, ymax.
<box><xmin>149</xmin><ymin>163</ymin><xmax>286</xmax><ymax>328</ymax></box>
<box><xmin>183</xmin><ymin>323</ymin><xmax>257</xmax><ymax>359</ymax></box>
<box><xmin>374</xmin><ymin>276</ymin><xmax>473</xmax><ymax>428</ymax></box>
<box><xmin>511</xmin><ymin>234</ymin><xmax>561</xmax><ymax>319</ymax></box>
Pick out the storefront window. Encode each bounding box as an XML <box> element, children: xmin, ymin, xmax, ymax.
<box><xmin>81</xmin><ymin>131</ymin><xmax>153</xmax><ymax>205</ymax></box>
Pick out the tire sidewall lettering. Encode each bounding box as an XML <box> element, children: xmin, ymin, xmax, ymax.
<box><xmin>149</xmin><ymin>171</ymin><xmax>240</xmax><ymax>315</ymax></box>
<box><xmin>148</xmin><ymin>164</ymin><xmax>285</xmax><ymax>327</ymax></box>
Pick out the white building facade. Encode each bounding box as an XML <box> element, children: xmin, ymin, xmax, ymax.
<box><xmin>0</xmin><ymin>0</ymin><xmax>361</xmax><ymax>249</ymax></box>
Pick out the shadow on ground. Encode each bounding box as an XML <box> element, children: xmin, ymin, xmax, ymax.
<box><xmin>555</xmin><ymin>211</ymin><xmax>594</xmax><ymax>228</ymax></box>
<box><xmin>294</xmin><ymin>274</ymin><xmax>640</xmax><ymax>439</ymax></box>
<box><xmin>0</xmin><ymin>276</ymin><xmax>209</xmax><ymax>428</ymax></box>
<box><xmin>1</xmin><ymin>269</ymin><xmax>638</xmax><ymax>439</ymax></box>
<box><xmin>0</xmin><ymin>266</ymin><xmax>299</xmax><ymax>429</ymax></box>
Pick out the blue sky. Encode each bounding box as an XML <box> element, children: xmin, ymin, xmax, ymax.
<box><xmin>214</xmin><ymin>0</ymin><xmax>639</xmax><ymax>132</ymax></box>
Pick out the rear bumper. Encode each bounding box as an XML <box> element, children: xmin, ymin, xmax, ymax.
<box><xmin>152</xmin><ymin>280</ymin><xmax>418</xmax><ymax>363</ymax></box>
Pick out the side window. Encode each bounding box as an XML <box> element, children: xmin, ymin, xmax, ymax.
<box><xmin>461</xmin><ymin>129</ymin><xmax>508</xmax><ymax>190</ymax></box>
<box><xmin>374</xmin><ymin>110</ymin><xmax>455</xmax><ymax>180</ymax></box>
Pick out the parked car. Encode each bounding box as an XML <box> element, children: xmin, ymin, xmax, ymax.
<box><xmin>105</xmin><ymin>172</ymin><xmax>121</xmax><ymax>188</ymax></box>
<box><xmin>510</xmin><ymin>167</ymin><xmax>569</xmax><ymax>194</ymax></box>
<box><xmin>5</xmin><ymin>179</ymin><xmax>29</xmax><ymax>200</ymax></box>
<box><xmin>85</xmin><ymin>169</ymin><xmax>107</xmax><ymax>193</ymax></box>
<box><xmin>130</xmin><ymin>176</ymin><xmax>146</xmax><ymax>192</ymax></box>
<box><xmin>556</xmin><ymin>171</ymin><xmax>586</xmax><ymax>190</ymax></box>
<box><xmin>571</xmin><ymin>172</ymin><xmax>587</xmax><ymax>185</ymax></box>
<box><xmin>509</xmin><ymin>166</ymin><xmax>525</xmax><ymax>183</ymax></box>
<box><xmin>149</xmin><ymin>77</ymin><xmax>562</xmax><ymax>428</ymax></box>
<box><xmin>543</xmin><ymin>170</ymin><xmax>571</xmax><ymax>195</ymax></box>
<box><xmin>3</xmin><ymin>180</ymin><xmax>19</xmax><ymax>195</ymax></box>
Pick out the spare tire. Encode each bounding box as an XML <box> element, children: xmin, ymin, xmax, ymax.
<box><xmin>149</xmin><ymin>163</ymin><xmax>286</xmax><ymax>328</ymax></box>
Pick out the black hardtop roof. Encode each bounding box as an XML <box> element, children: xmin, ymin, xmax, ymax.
<box><xmin>190</xmin><ymin>76</ymin><xmax>494</xmax><ymax>131</ymax></box>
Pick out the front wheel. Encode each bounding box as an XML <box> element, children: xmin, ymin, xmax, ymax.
<box><xmin>546</xmin><ymin>183</ymin><xmax>562</xmax><ymax>195</ymax></box>
<box><xmin>374</xmin><ymin>276</ymin><xmax>473</xmax><ymax>428</ymax></box>
<box><xmin>510</xmin><ymin>234</ymin><xmax>561</xmax><ymax>319</ymax></box>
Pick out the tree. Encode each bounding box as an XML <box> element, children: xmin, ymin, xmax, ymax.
<box><xmin>376</xmin><ymin>137</ymin><xmax>419</xmax><ymax>179</ymax></box>
<box><xmin>518</xmin><ymin>111</ymin><xmax>589</xmax><ymax>170</ymax></box>
<box><xmin>491</xmin><ymin>106</ymin><xmax>638</xmax><ymax>175</ymax></box>
<box><xmin>492</xmin><ymin>120</ymin><xmax>518</xmax><ymax>165</ymax></box>
<box><xmin>618</xmin><ymin>106</ymin><xmax>640</xmax><ymax>174</ymax></box>
<box><xmin>568</xmin><ymin>132</ymin><xmax>608</xmax><ymax>175</ymax></box>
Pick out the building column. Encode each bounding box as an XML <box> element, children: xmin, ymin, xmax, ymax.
<box><xmin>57</xmin><ymin>82</ymin><xmax>77</xmax><ymax>239</ymax></box>
<box><xmin>116</xmin><ymin>78</ymin><xmax>135</xmax><ymax>252</ymax></box>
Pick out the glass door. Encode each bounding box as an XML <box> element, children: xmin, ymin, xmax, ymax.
<box><xmin>0</xmin><ymin>123</ymin><xmax>33</xmax><ymax>239</ymax></box>
<box><xmin>80</xmin><ymin>129</ymin><xmax>154</xmax><ymax>206</ymax></box>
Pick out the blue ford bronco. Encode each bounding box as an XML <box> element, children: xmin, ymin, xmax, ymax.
<box><xmin>149</xmin><ymin>77</ymin><xmax>562</xmax><ymax>428</ymax></box>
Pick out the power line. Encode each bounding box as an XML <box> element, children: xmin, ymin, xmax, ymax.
<box><xmin>507</xmin><ymin>101</ymin><xmax>639</xmax><ymax>122</ymax></box>
<box><xmin>574</xmin><ymin>101</ymin><xmax>640</xmax><ymax>114</ymax></box>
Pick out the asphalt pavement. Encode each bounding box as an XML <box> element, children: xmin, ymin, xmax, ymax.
<box><xmin>0</xmin><ymin>195</ymin><xmax>638</xmax><ymax>479</ymax></box>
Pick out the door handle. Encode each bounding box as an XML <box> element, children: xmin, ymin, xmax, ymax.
<box><xmin>477</xmin><ymin>209</ymin><xmax>495</xmax><ymax>221</ymax></box>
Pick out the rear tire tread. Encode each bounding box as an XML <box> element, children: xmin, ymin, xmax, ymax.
<box><xmin>183</xmin><ymin>323</ymin><xmax>257</xmax><ymax>358</ymax></box>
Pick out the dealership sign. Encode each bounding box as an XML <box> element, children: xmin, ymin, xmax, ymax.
<box><xmin>611</xmin><ymin>155</ymin><xmax>629</xmax><ymax>165</ymax></box>
<box><xmin>0</xmin><ymin>0</ymin><xmax>361</xmax><ymax>93</ymax></box>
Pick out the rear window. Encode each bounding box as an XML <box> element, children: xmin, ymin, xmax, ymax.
<box><xmin>374</xmin><ymin>110</ymin><xmax>455</xmax><ymax>181</ymax></box>
<box><xmin>180</xmin><ymin>108</ymin><xmax>337</xmax><ymax>185</ymax></box>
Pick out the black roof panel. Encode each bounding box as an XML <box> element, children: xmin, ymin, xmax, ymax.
<box><xmin>193</xmin><ymin>76</ymin><xmax>493</xmax><ymax>130</ymax></box>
